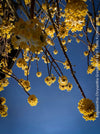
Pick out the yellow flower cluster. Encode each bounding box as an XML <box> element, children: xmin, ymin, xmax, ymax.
<box><xmin>16</xmin><ymin>58</ymin><xmax>27</xmax><ymax>69</ymax></box>
<box><xmin>0</xmin><ymin>2</ymin><xmax>14</xmax><ymax>39</ymax></box>
<box><xmin>64</xmin><ymin>0</ymin><xmax>88</xmax><ymax>32</ymax></box>
<box><xmin>16</xmin><ymin>58</ymin><xmax>29</xmax><ymax>76</ymax></box>
<box><xmin>45</xmin><ymin>25</ymin><xmax>55</xmax><ymax>38</ymax></box>
<box><xmin>0</xmin><ymin>78</ymin><xmax>9</xmax><ymax>91</ymax></box>
<box><xmin>0</xmin><ymin>58</ymin><xmax>8</xmax><ymax>68</ymax></box>
<box><xmin>87</xmin><ymin>53</ymin><xmax>100</xmax><ymax>74</ymax></box>
<box><xmin>58</xmin><ymin>22</ymin><xmax>69</xmax><ymax>39</ymax></box>
<box><xmin>42</xmin><ymin>55</ymin><xmax>50</xmax><ymax>64</ymax></box>
<box><xmin>63</xmin><ymin>60</ymin><xmax>70</xmax><ymax>70</ymax></box>
<box><xmin>19</xmin><ymin>79</ymin><xmax>31</xmax><ymax>92</ymax></box>
<box><xmin>2</xmin><ymin>68</ymin><xmax>12</xmax><ymax>78</ymax></box>
<box><xmin>78</xmin><ymin>98</ymin><xmax>97</xmax><ymax>121</ymax></box>
<box><xmin>88</xmin><ymin>44</ymin><xmax>97</xmax><ymax>52</ymax></box>
<box><xmin>0</xmin><ymin>43</ymin><xmax>12</xmax><ymax>57</ymax></box>
<box><xmin>0</xmin><ymin>20</ymin><xmax>14</xmax><ymax>39</ymax></box>
<box><xmin>27</xmin><ymin>95</ymin><xmax>38</xmax><ymax>106</ymax></box>
<box><xmin>87</xmin><ymin>65</ymin><xmax>95</xmax><ymax>74</ymax></box>
<box><xmin>0</xmin><ymin>97</ymin><xmax>8</xmax><ymax>117</ymax></box>
<box><xmin>44</xmin><ymin>74</ymin><xmax>56</xmax><ymax>86</ymax></box>
<box><xmin>24</xmin><ymin>0</ymin><xmax>30</xmax><ymax>5</ymax></box>
<box><xmin>90</xmin><ymin>53</ymin><xmax>100</xmax><ymax>70</ymax></box>
<box><xmin>46</xmin><ymin>38</ymin><xmax>55</xmax><ymax>46</ymax></box>
<box><xmin>58</xmin><ymin>76</ymin><xmax>73</xmax><ymax>91</ymax></box>
<box><xmin>11</xmin><ymin>17</ymin><xmax>47</xmax><ymax>53</ymax></box>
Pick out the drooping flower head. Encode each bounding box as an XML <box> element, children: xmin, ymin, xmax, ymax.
<box><xmin>78</xmin><ymin>98</ymin><xmax>97</xmax><ymax>121</ymax></box>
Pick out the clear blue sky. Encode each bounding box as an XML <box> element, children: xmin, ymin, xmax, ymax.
<box><xmin>0</xmin><ymin>0</ymin><xmax>100</xmax><ymax>134</ymax></box>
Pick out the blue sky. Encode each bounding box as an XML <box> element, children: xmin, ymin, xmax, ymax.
<box><xmin>0</xmin><ymin>0</ymin><xmax>100</xmax><ymax>134</ymax></box>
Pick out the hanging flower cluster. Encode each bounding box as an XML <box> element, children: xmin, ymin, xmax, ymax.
<box><xmin>87</xmin><ymin>53</ymin><xmax>100</xmax><ymax>74</ymax></box>
<box><xmin>78</xmin><ymin>98</ymin><xmax>97</xmax><ymax>121</ymax></box>
<box><xmin>58</xmin><ymin>76</ymin><xmax>73</xmax><ymax>91</ymax></box>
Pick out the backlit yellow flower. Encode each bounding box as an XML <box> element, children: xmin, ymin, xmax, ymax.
<box><xmin>28</xmin><ymin>95</ymin><xmax>38</xmax><ymax>106</ymax></box>
<box><xmin>87</xmin><ymin>65</ymin><xmax>95</xmax><ymax>74</ymax></box>
<box><xmin>65</xmin><ymin>83</ymin><xmax>73</xmax><ymax>91</ymax></box>
<box><xmin>78</xmin><ymin>98</ymin><xmax>95</xmax><ymax>115</ymax></box>
<box><xmin>58</xmin><ymin>76</ymin><xmax>68</xmax><ymax>85</ymax></box>
<box><xmin>84</xmin><ymin>51</ymin><xmax>89</xmax><ymax>56</ymax></box>
<box><xmin>36</xmin><ymin>72</ymin><xmax>42</xmax><ymax>77</ymax></box>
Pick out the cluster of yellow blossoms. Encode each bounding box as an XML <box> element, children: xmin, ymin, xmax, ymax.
<box><xmin>87</xmin><ymin>53</ymin><xmax>100</xmax><ymax>74</ymax></box>
<box><xmin>96</xmin><ymin>12</ymin><xmax>100</xmax><ymax>26</ymax></box>
<box><xmin>58</xmin><ymin>22</ymin><xmax>69</xmax><ymax>39</ymax></box>
<box><xmin>63</xmin><ymin>60</ymin><xmax>70</xmax><ymax>70</ymax></box>
<box><xmin>27</xmin><ymin>95</ymin><xmax>38</xmax><ymax>106</ymax></box>
<box><xmin>11</xmin><ymin>17</ymin><xmax>47</xmax><ymax>53</ymax></box>
<box><xmin>64</xmin><ymin>0</ymin><xmax>88</xmax><ymax>32</ymax></box>
<box><xmin>0</xmin><ymin>97</ymin><xmax>8</xmax><ymax>117</ymax></box>
<box><xmin>88</xmin><ymin>43</ymin><xmax>97</xmax><ymax>52</ymax></box>
<box><xmin>19</xmin><ymin>79</ymin><xmax>31</xmax><ymax>92</ymax></box>
<box><xmin>0</xmin><ymin>78</ymin><xmax>9</xmax><ymax>91</ymax></box>
<box><xmin>0</xmin><ymin>58</ymin><xmax>12</xmax><ymax>93</ymax></box>
<box><xmin>0</xmin><ymin>1</ymin><xmax>15</xmax><ymax>39</ymax></box>
<box><xmin>91</xmin><ymin>53</ymin><xmax>100</xmax><ymax>70</ymax></box>
<box><xmin>24</xmin><ymin>0</ymin><xmax>31</xmax><ymax>5</ymax></box>
<box><xmin>16</xmin><ymin>58</ymin><xmax>29</xmax><ymax>76</ymax></box>
<box><xmin>78</xmin><ymin>98</ymin><xmax>97</xmax><ymax>121</ymax></box>
<box><xmin>45</xmin><ymin>25</ymin><xmax>55</xmax><ymax>38</ymax></box>
<box><xmin>42</xmin><ymin>55</ymin><xmax>50</xmax><ymax>64</ymax></box>
<box><xmin>58</xmin><ymin>76</ymin><xmax>73</xmax><ymax>91</ymax></box>
<box><xmin>44</xmin><ymin>74</ymin><xmax>56</xmax><ymax>86</ymax></box>
<box><xmin>0</xmin><ymin>20</ymin><xmax>14</xmax><ymax>39</ymax></box>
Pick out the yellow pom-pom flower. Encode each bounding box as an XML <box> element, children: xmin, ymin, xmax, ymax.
<box><xmin>87</xmin><ymin>65</ymin><xmax>95</xmax><ymax>74</ymax></box>
<box><xmin>36</xmin><ymin>72</ymin><xmax>42</xmax><ymax>77</ymax></box>
<box><xmin>53</xmin><ymin>49</ymin><xmax>58</xmax><ymax>55</ymax></box>
<box><xmin>78</xmin><ymin>98</ymin><xmax>95</xmax><ymax>115</ymax></box>
<box><xmin>27</xmin><ymin>95</ymin><xmax>38</xmax><ymax>106</ymax></box>
<box><xmin>65</xmin><ymin>82</ymin><xmax>73</xmax><ymax>91</ymax></box>
<box><xmin>90</xmin><ymin>53</ymin><xmax>100</xmax><ymax>70</ymax></box>
<box><xmin>58</xmin><ymin>76</ymin><xmax>68</xmax><ymax>85</ymax></box>
<box><xmin>84</xmin><ymin>51</ymin><xmax>89</xmax><ymax>56</ymax></box>
<box><xmin>44</xmin><ymin>76</ymin><xmax>52</xmax><ymax>86</ymax></box>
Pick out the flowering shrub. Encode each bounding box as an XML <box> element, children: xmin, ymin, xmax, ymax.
<box><xmin>0</xmin><ymin>0</ymin><xmax>100</xmax><ymax>121</ymax></box>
